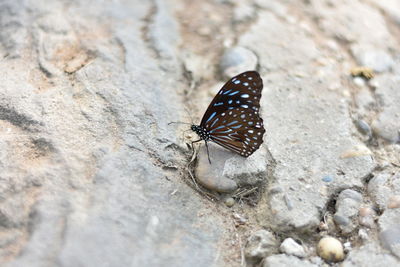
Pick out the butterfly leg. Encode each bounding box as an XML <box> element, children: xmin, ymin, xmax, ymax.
<box><xmin>204</xmin><ymin>141</ymin><xmax>211</xmax><ymax>164</ymax></box>
<box><xmin>190</xmin><ymin>139</ymin><xmax>202</xmax><ymax>159</ymax></box>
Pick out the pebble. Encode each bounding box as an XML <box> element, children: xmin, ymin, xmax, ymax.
<box><xmin>280</xmin><ymin>238</ymin><xmax>306</xmax><ymax>258</ymax></box>
<box><xmin>340</xmin><ymin>145</ymin><xmax>372</xmax><ymax>158</ymax></box>
<box><xmin>387</xmin><ymin>195</ymin><xmax>400</xmax><ymax>209</ymax></box>
<box><xmin>358</xmin><ymin>228</ymin><xmax>369</xmax><ymax>240</ymax></box>
<box><xmin>317</xmin><ymin>236</ymin><xmax>344</xmax><ymax>263</ymax></box>
<box><xmin>343</xmin><ymin>241</ymin><xmax>352</xmax><ymax>253</ymax></box>
<box><xmin>224</xmin><ymin>197</ymin><xmax>235</xmax><ymax>207</ymax></box>
<box><xmin>353</xmin><ymin>77</ymin><xmax>366</xmax><ymax>87</ymax></box>
<box><xmin>356</xmin><ymin>119</ymin><xmax>372</xmax><ymax>137</ymax></box>
<box><xmin>358</xmin><ymin>206</ymin><xmax>376</xmax><ymax>228</ymax></box>
<box><xmin>372</xmin><ymin>114</ymin><xmax>400</xmax><ymax>143</ymax></box>
<box><xmin>245</xmin><ymin>230</ymin><xmax>279</xmax><ymax>265</ymax></box>
<box><xmin>196</xmin><ymin>174</ymin><xmax>237</xmax><ymax>193</ymax></box>
<box><xmin>219</xmin><ymin>46</ymin><xmax>258</xmax><ymax>79</ymax></box>
<box><xmin>322</xmin><ymin>175</ymin><xmax>333</xmax><ymax>183</ymax></box>
<box><xmin>351</xmin><ymin>45</ymin><xmax>394</xmax><ymax>72</ymax></box>
<box><xmin>379</xmin><ymin>225</ymin><xmax>400</xmax><ymax>258</ymax></box>
<box><xmin>368</xmin><ymin>172</ymin><xmax>400</xmax><ymax>210</ymax></box>
<box><xmin>334</xmin><ymin>189</ymin><xmax>363</xmax><ymax>233</ymax></box>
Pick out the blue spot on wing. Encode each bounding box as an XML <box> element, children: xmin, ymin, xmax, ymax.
<box><xmin>227</xmin><ymin>120</ymin><xmax>238</xmax><ymax>126</ymax></box>
<box><xmin>228</xmin><ymin>91</ymin><xmax>240</xmax><ymax>96</ymax></box>
<box><xmin>206</xmin><ymin>112</ymin><xmax>217</xmax><ymax>123</ymax></box>
<box><xmin>214</xmin><ymin>102</ymin><xmax>224</xmax><ymax>106</ymax></box>
<box><xmin>210</xmin><ymin>118</ymin><xmax>219</xmax><ymax>127</ymax></box>
<box><xmin>210</xmin><ymin>125</ymin><xmax>225</xmax><ymax>133</ymax></box>
<box><xmin>223</xmin><ymin>90</ymin><xmax>232</xmax><ymax>95</ymax></box>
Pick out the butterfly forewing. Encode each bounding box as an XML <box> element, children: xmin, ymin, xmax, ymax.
<box><xmin>200</xmin><ymin>71</ymin><xmax>263</xmax><ymax>127</ymax></box>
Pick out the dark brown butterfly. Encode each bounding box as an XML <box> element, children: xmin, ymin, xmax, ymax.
<box><xmin>191</xmin><ymin>71</ymin><xmax>265</xmax><ymax>163</ymax></box>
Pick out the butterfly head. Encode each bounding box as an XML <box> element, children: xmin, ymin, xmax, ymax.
<box><xmin>191</xmin><ymin>125</ymin><xmax>210</xmax><ymax>141</ymax></box>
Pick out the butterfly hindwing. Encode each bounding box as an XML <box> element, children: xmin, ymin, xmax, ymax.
<box><xmin>206</xmin><ymin>107</ymin><xmax>265</xmax><ymax>156</ymax></box>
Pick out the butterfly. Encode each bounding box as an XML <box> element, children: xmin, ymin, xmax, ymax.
<box><xmin>191</xmin><ymin>71</ymin><xmax>265</xmax><ymax>163</ymax></box>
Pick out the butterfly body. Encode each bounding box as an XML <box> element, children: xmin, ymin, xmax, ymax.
<box><xmin>191</xmin><ymin>71</ymin><xmax>265</xmax><ymax>159</ymax></box>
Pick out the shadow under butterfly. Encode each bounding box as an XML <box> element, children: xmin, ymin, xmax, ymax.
<box><xmin>173</xmin><ymin>71</ymin><xmax>266</xmax><ymax>164</ymax></box>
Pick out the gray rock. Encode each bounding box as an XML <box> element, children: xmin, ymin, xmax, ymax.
<box><xmin>255</xmin><ymin>0</ymin><xmax>288</xmax><ymax>18</ymax></box>
<box><xmin>0</xmin><ymin>1</ymin><xmax>225</xmax><ymax>266</ymax></box>
<box><xmin>263</xmin><ymin>254</ymin><xmax>318</xmax><ymax>267</ymax></box>
<box><xmin>1</xmin><ymin>0</ymin><xmax>400</xmax><ymax>266</ymax></box>
<box><xmin>368</xmin><ymin>172</ymin><xmax>400</xmax><ymax>210</ymax></box>
<box><xmin>342</xmin><ymin>243</ymin><xmax>399</xmax><ymax>267</ymax></box>
<box><xmin>232</xmin><ymin>0</ymin><xmax>255</xmax><ymax>23</ymax></box>
<box><xmin>239</xmin><ymin>10</ymin><xmax>375</xmax><ymax>232</ymax></box>
<box><xmin>359</xmin><ymin>206</ymin><xmax>377</xmax><ymax>228</ymax></box>
<box><xmin>379</xmin><ymin>223</ymin><xmax>400</xmax><ymax>258</ymax></box>
<box><xmin>219</xmin><ymin>46</ymin><xmax>258</xmax><ymax>79</ymax></box>
<box><xmin>279</xmin><ymin>238</ymin><xmax>306</xmax><ymax>258</ymax></box>
<box><xmin>356</xmin><ymin>119</ymin><xmax>372</xmax><ymax>137</ymax></box>
<box><xmin>245</xmin><ymin>230</ymin><xmax>279</xmax><ymax>265</ymax></box>
<box><xmin>195</xmin><ymin>143</ymin><xmax>267</xmax><ymax>191</ymax></box>
<box><xmin>370</xmin><ymin>0</ymin><xmax>400</xmax><ymax>26</ymax></box>
<box><xmin>239</xmin><ymin>11</ymin><xmax>319</xmax><ymax>72</ymax></box>
<box><xmin>371</xmin><ymin>74</ymin><xmax>400</xmax><ymax>143</ymax></box>
<box><xmin>354</xmin><ymin>88</ymin><xmax>375</xmax><ymax>116</ymax></box>
<box><xmin>351</xmin><ymin>45</ymin><xmax>394</xmax><ymax>72</ymax></box>
<box><xmin>308</xmin><ymin>0</ymin><xmax>396</xmax><ymax>49</ymax></box>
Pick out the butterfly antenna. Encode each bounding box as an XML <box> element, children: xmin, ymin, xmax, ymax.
<box><xmin>168</xmin><ymin>121</ymin><xmax>192</xmax><ymax>126</ymax></box>
<box><xmin>184</xmin><ymin>106</ymin><xmax>195</xmax><ymax>125</ymax></box>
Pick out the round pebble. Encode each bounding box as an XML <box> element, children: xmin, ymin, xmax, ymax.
<box><xmin>353</xmin><ymin>77</ymin><xmax>366</xmax><ymax>87</ymax></box>
<box><xmin>322</xmin><ymin>175</ymin><xmax>333</xmax><ymax>183</ymax></box>
<box><xmin>224</xmin><ymin>197</ymin><xmax>235</xmax><ymax>207</ymax></box>
<box><xmin>356</xmin><ymin>119</ymin><xmax>372</xmax><ymax>137</ymax></box>
<box><xmin>317</xmin><ymin>236</ymin><xmax>344</xmax><ymax>263</ymax></box>
<box><xmin>359</xmin><ymin>206</ymin><xmax>376</xmax><ymax>228</ymax></box>
<box><xmin>387</xmin><ymin>195</ymin><xmax>400</xmax><ymax>209</ymax></box>
<box><xmin>219</xmin><ymin>46</ymin><xmax>258</xmax><ymax>79</ymax></box>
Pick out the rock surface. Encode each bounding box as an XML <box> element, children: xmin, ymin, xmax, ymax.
<box><xmin>0</xmin><ymin>0</ymin><xmax>399</xmax><ymax>266</ymax></box>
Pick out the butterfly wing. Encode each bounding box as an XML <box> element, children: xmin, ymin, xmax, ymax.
<box><xmin>200</xmin><ymin>71</ymin><xmax>263</xmax><ymax>127</ymax></box>
<box><xmin>206</xmin><ymin>107</ymin><xmax>265</xmax><ymax>157</ymax></box>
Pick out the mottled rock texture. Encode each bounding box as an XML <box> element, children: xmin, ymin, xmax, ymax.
<box><xmin>0</xmin><ymin>0</ymin><xmax>399</xmax><ymax>266</ymax></box>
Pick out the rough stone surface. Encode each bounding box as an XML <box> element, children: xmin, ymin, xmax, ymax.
<box><xmin>1</xmin><ymin>0</ymin><xmax>399</xmax><ymax>266</ymax></box>
<box><xmin>368</xmin><ymin>171</ymin><xmax>400</xmax><ymax>210</ymax></box>
<box><xmin>351</xmin><ymin>45</ymin><xmax>394</xmax><ymax>72</ymax></box>
<box><xmin>334</xmin><ymin>189</ymin><xmax>363</xmax><ymax>234</ymax></box>
<box><xmin>263</xmin><ymin>254</ymin><xmax>317</xmax><ymax>267</ymax></box>
<box><xmin>237</xmin><ymin>6</ymin><xmax>376</xmax><ymax>233</ymax></box>
<box><xmin>220</xmin><ymin>46</ymin><xmax>258</xmax><ymax>79</ymax></box>
<box><xmin>371</xmin><ymin>74</ymin><xmax>400</xmax><ymax>143</ymax></box>
<box><xmin>342</xmin><ymin>243</ymin><xmax>399</xmax><ymax>267</ymax></box>
<box><xmin>245</xmin><ymin>230</ymin><xmax>279</xmax><ymax>265</ymax></box>
<box><xmin>195</xmin><ymin>144</ymin><xmax>267</xmax><ymax>191</ymax></box>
